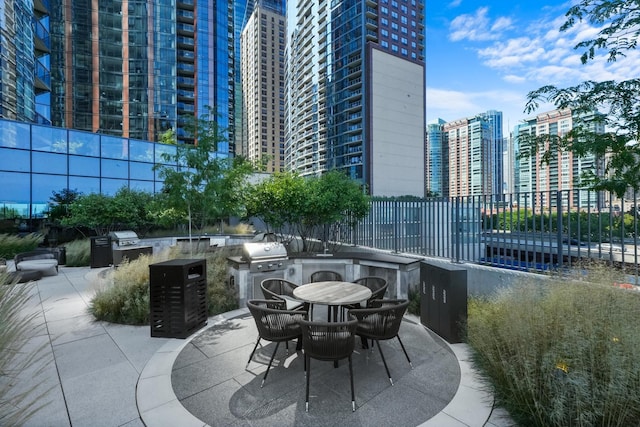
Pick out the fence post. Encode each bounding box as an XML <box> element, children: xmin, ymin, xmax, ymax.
<box><xmin>556</xmin><ymin>191</ymin><xmax>563</xmax><ymax>269</ymax></box>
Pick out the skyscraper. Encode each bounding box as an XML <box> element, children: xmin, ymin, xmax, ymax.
<box><xmin>240</xmin><ymin>0</ymin><xmax>286</xmax><ymax>173</ymax></box>
<box><xmin>36</xmin><ymin>0</ymin><xmax>235</xmax><ymax>150</ymax></box>
<box><xmin>514</xmin><ymin>108</ymin><xmax>605</xmax><ymax>208</ymax></box>
<box><xmin>444</xmin><ymin>111</ymin><xmax>502</xmax><ymax>198</ymax></box>
<box><xmin>0</xmin><ymin>0</ymin><xmax>51</xmax><ymax>125</ymax></box>
<box><xmin>426</xmin><ymin>119</ymin><xmax>447</xmax><ymax>196</ymax></box>
<box><xmin>286</xmin><ymin>0</ymin><xmax>426</xmax><ymax>197</ymax></box>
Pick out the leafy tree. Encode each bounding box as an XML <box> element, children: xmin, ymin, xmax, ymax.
<box><xmin>47</xmin><ymin>188</ymin><xmax>81</xmax><ymax>224</ymax></box>
<box><xmin>245</xmin><ymin>171</ymin><xmax>370</xmax><ymax>252</ymax></box>
<box><xmin>62</xmin><ymin>188</ymin><xmax>155</xmax><ymax>236</ymax></box>
<box><xmin>153</xmin><ymin>107</ymin><xmax>254</xmax><ymax>242</ymax></box>
<box><xmin>524</xmin><ymin>0</ymin><xmax>640</xmax><ymax>198</ymax></box>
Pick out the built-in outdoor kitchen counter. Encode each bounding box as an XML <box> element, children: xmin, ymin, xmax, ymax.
<box><xmin>227</xmin><ymin>245</ymin><xmax>422</xmax><ymax>307</ymax></box>
<box><xmin>288</xmin><ymin>250</ymin><xmax>422</xmax><ymax>300</ymax></box>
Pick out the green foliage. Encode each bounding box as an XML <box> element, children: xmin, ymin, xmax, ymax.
<box><xmin>153</xmin><ymin>107</ymin><xmax>255</xmax><ymax>235</ymax></box>
<box><xmin>90</xmin><ymin>247</ymin><xmax>238</xmax><ymax>325</ymax></box>
<box><xmin>468</xmin><ymin>273</ymin><xmax>640</xmax><ymax>426</ymax></box>
<box><xmin>407</xmin><ymin>286</ymin><xmax>420</xmax><ymax>316</ymax></box>
<box><xmin>0</xmin><ymin>233</ymin><xmax>42</xmax><ymax>259</ymax></box>
<box><xmin>0</xmin><ymin>273</ymin><xmax>51</xmax><ymax>424</ymax></box>
<box><xmin>47</xmin><ymin>188</ymin><xmax>81</xmax><ymax>224</ymax></box>
<box><xmin>524</xmin><ymin>1</ymin><xmax>640</xmax><ymax>197</ymax></box>
<box><xmin>62</xmin><ymin>188</ymin><xmax>156</xmax><ymax>237</ymax></box>
<box><xmin>245</xmin><ymin>171</ymin><xmax>370</xmax><ymax>252</ymax></box>
<box><xmin>63</xmin><ymin>239</ymin><xmax>90</xmax><ymax>267</ymax></box>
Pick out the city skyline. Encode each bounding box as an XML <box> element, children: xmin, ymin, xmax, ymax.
<box><xmin>425</xmin><ymin>0</ymin><xmax>640</xmax><ymax>133</ymax></box>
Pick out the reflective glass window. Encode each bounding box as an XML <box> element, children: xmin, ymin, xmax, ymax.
<box><xmin>32</xmin><ymin>152</ymin><xmax>68</xmax><ymax>174</ymax></box>
<box><xmin>69</xmin><ymin>156</ymin><xmax>100</xmax><ymax>177</ymax></box>
<box><xmin>155</xmin><ymin>164</ymin><xmax>175</xmax><ymax>181</ymax></box>
<box><xmin>129</xmin><ymin>139</ymin><xmax>154</xmax><ymax>162</ymax></box>
<box><xmin>0</xmin><ymin>121</ymin><xmax>30</xmax><ymax>149</ymax></box>
<box><xmin>101</xmin><ymin>159</ymin><xmax>129</xmax><ymax>179</ymax></box>
<box><xmin>101</xmin><ymin>135</ymin><xmax>129</xmax><ymax>159</ymax></box>
<box><xmin>155</xmin><ymin>143</ymin><xmax>176</xmax><ymax>164</ymax></box>
<box><xmin>69</xmin><ymin>176</ymin><xmax>100</xmax><ymax>195</ymax></box>
<box><xmin>32</xmin><ymin>174</ymin><xmax>67</xmax><ymax>204</ymax></box>
<box><xmin>69</xmin><ymin>130</ymin><xmax>100</xmax><ymax>156</ymax></box>
<box><xmin>0</xmin><ymin>172</ymin><xmax>30</xmax><ymax>203</ymax></box>
<box><xmin>0</xmin><ymin>148</ymin><xmax>30</xmax><ymax>172</ymax></box>
<box><xmin>101</xmin><ymin>178</ymin><xmax>128</xmax><ymax>195</ymax></box>
<box><xmin>32</xmin><ymin>125</ymin><xmax>68</xmax><ymax>153</ymax></box>
<box><xmin>130</xmin><ymin>161</ymin><xmax>154</xmax><ymax>180</ymax></box>
<box><xmin>130</xmin><ymin>180</ymin><xmax>154</xmax><ymax>193</ymax></box>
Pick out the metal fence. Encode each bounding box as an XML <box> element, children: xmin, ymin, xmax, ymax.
<box><xmin>337</xmin><ymin>189</ymin><xmax>640</xmax><ymax>280</ymax></box>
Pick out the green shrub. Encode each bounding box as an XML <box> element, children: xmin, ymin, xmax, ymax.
<box><xmin>90</xmin><ymin>246</ymin><xmax>238</xmax><ymax>325</ymax></box>
<box><xmin>0</xmin><ymin>233</ymin><xmax>42</xmax><ymax>259</ymax></box>
<box><xmin>63</xmin><ymin>239</ymin><xmax>90</xmax><ymax>267</ymax></box>
<box><xmin>0</xmin><ymin>272</ymin><xmax>50</xmax><ymax>424</ymax></box>
<box><xmin>407</xmin><ymin>286</ymin><xmax>420</xmax><ymax>316</ymax></box>
<box><xmin>468</xmin><ymin>272</ymin><xmax>640</xmax><ymax>426</ymax></box>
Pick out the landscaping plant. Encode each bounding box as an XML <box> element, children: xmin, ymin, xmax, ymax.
<box><xmin>90</xmin><ymin>247</ymin><xmax>238</xmax><ymax>325</ymax></box>
<box><xmin>0</xmin><ymin>272</ymin><xmax>50</xmax><ymax>425</ymax></box>
<box><xmin>467</xmin><ymin>272</ymin><xmax>640</xmax><ymax>426</ymax></box>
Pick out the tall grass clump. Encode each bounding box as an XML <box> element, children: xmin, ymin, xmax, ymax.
<box><xmin>0</xmin><ymin>271</ymin><xmax>50</xmax><ymax>424</ymax></box>
<box><xmin>0</xmin><ymin>233</ymin><xmax>42</xmax><ymax>259</ymax></box>
<box><xmin>468</xmin><ymin>271</ymin><xmax>640</xmax><ymax>426</ymax></box>
<box><xmin>63</xmin><ymin>239</ymin><xmax>90</xmax><ymax>266</ymax></box>
<box><xmin>90</xmin><ymin>246</ymin><xmax>238</xmax><ymax>325</ymax></box>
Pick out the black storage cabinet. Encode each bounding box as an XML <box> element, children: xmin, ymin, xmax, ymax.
<box><xmin>149</xmin><ymin>259</ymin><xmax>208</xmax><ymax>338</ymax></box>
<box><xmin>420</xmin><ymin>261</ymin><xmax>467</xmax><ymax>344</ymax></box>
<box><xmin>90</xmin><ymin>236</ymin><xmax>113</xmax><ymax>268</ymax></box>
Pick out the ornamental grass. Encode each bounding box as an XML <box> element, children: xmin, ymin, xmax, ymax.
<box><xmin>467</xmin><ymin>269</ymin><xmax>640</xmax><ymax>426</ymax></box>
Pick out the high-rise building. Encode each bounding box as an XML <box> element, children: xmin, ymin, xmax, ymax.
<box><xmin>240</xmin><ymin>0</ymin><xmax>286</xmax><ymax>173</ymax></box>
<box><xmin>514</xmin><ymin>108</ymin><xmax>605</xmax><ymax>208</ymax></box>
<box><xmin>25</xmin><ymin>0</ymin><xmax>235</xmax><ymax>150</ymax></box>
<box><xmin>286</xmin><ymin>0</ymin><xmax>426</xmax><ymax>197</ymax></box>
<box><xmin>444</xmin><ymin>111</ymin><xmax>502</xmax><ymax>198</ymax></box>
<box><xmin>426</xmin><ymin>119</ymin><xmax>447</xmax><ymax>197</ymax></box>
<box><xmin>0</xmin><ymin>0</ymin><xmax>51</xmax><ymax>125</ymax></box>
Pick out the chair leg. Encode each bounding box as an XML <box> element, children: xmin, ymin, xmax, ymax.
<box><xmin>305</xmin><ymin>354</ymin><xmax>311</xmax><ymax>412</ymax></box>
<box><xmin>261</xmin><ymin>342</ymin><xmax>281</xmax><ymax>388</ymax></box>
<box><xmin>396</xmin><ymin>335</ymin><xmax>413</xmax><ymax>369</ymax></box>
<box><xmin>348</xmin><ymin>355</ymin><xmax>355</xmax><ymax>412</ymax></box>
<box><xmin>246</xmin><ymin>336</ymin><xmax>261</xmax><ymax>368</ymax></box>
<box><xmin>375</xmin><ymin>340</ymin><xmax>393</xmax><ymax>385</ymax></box>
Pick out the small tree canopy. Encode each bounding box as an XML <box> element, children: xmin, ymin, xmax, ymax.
<box><xmin>154</xmin><ymin>107</ymin><xmax>255</xmax><ymax>235</ymax></box>
<box><xmin>245</xmin><ymin>171</ymin><xmax>370</xmax><ymax>252</ymax></box>
<box><xmin>524</xmin><ymin>0</ymin><xmax>640</xmax><ymax>197</ymax></box>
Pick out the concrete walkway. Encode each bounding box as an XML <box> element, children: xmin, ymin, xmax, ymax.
<box><xmin>7</xmin><ymin>265</ymin><xmax>515</xmax><ymax>427</ymax></box>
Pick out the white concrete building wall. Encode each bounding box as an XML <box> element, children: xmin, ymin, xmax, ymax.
<box><xmin>370</xmin><ymin>48</ymin><xmax>425</xmax><ymax>197</ymax></box>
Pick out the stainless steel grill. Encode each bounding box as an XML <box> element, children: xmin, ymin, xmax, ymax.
<box><xmin>109</xmin><ymin>231</ymin><xmax>140</xmax><ymax>247</ymax></box>
<box><xmin>241</xmin><ymin>242</ymin><xmax>288</xmax><ymax>264</ymax></box>
<box><xmin>228</xmin><ymin>242</ymin><xmax>291</xmax><ymax>307</ymax></box>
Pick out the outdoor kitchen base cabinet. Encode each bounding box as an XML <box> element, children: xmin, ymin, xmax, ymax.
<box><xmin>149</xmin><ymin>259</ymin><xmax>207</xmax><ymax>338</ymax></box>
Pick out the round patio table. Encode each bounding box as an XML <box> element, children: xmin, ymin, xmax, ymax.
<box><xmin>293</xmin><ymin>281</ymin><xmax>372</xmax><ymax>321</ymax></box>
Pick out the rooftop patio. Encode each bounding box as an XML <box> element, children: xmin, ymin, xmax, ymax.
<box><xmin>7</xmin><ymin>264</ymin><xmax>514</xmax><ymax>427</ymax></box>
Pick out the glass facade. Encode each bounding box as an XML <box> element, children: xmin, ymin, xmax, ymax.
<box><xmin>0</xmin><ymin>118</ymin><xmax>176</xmax><ymax>219</ymax></box>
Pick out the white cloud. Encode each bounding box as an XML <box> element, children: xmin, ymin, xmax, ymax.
<box><xmin>504</xmin><ymin>74</ymin><xmax>527</xmax><ymax>84</ymax></box>
<box><xmin>448</xmin><ymin>0</ymin><xmax>462</xmax><ymax>7</ymax></box>
<box><xmin>449</xmin><ymin>7</ymin><xmax>505</xmax><ymax>42</ymax></box>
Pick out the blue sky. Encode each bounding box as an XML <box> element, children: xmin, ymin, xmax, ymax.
<box><xmin>426</xmin><ymin>0</ymin><xmax>640</xmax><ymax>133</ymax></box>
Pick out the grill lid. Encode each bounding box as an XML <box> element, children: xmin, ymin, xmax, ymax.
<box><xmin>242</xmin><ymin>242</ymin><xmax>288</xmax><ymax>261</ymax></box>
<box><xmin>108</xmin><ymin>230</ymin><xmax>140</xmax><ymax>246</ymax></box>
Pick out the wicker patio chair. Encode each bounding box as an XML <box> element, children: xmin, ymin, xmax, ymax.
<box><xmin>309</xmin><ymin>270</ymin><xmax>343</xmax><ymax>282</ymax></box>
<box><xmin>298</xmin><ymin>317</ymin><xmax>359</xmax><ymax>412</ymax></box>
<box><xmin>345</xmin><ymin>276</ymin><xmax>388</xmax><ymax>310</ymax></box>
<box><xmin>260</xmin><ymin>278</ymin><xmax>306</xmax><ymax>311</ymax></box>
<box><xmin>246</xmin><ymin>299</ymin><xmax>306</xmax><ymax>387</ymax></box>
<box><xmin>349</xmin><ymin>299</ymin><xmax>412</xmax><ymax>385</ymax></box>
